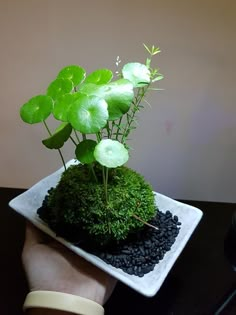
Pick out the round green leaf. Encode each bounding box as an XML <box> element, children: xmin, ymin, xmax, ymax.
<box><xmin>75</xmin><ymin>139</ymin><xmax>97</xmax><ymax>164</ymax></box>
<box><xmin>53</xmin><ymin>93</ymin><xmax>79</xmax><ymax>121</ymax></box>
<box><xmin>68</xmin><ymin>93</ymin><xmax>108</xmax><ymax>134</ymax></box>
<box><xmin>57</xmin><ymin>65</ymin><xmax>86</xmax><ymax>86</ymax></box>
<box><xmin>84</xmin><ymin>69</ymin><xmax>113</xmax><ymax>85</ymax></box>
<box><xmin>94</xmin><ymin>139</ymin><xmax>129</xmax><ymax>168</ymax></box>
<box><xmin>20</xmin><ymin>95</ymin><xmax>53</xmax><ymax>124</ymax></box>
<box><xmin>122</xmin><ymin>62</ymin><xmax>151</xmax><ymax>87</ymax></box>
<box><xmin>47</xmin><ymin>78</ymin><xmax>73</xmax><ymax>100</ymax></box>
<box><xmin>42</xmin><ymin>122</ymin><xmax>72</xmax><ymax>149</ymax></box>
<box><xmin>80</xmin><ymin>79</ymin><xmax>134</xmax><ymax>121</ymax></box>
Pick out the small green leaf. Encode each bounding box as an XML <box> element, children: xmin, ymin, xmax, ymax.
<box><xmin>68</xmin><ymin>93</ymin><xmax>108</xmax><ymax>134</ymax></box>
<box><xmin>42</xmin><ymin>122</ymin><xmax>72</xmax><ymax>149</ymax></box>
<box><xmin>152</xmin><ymin>74</ymin><xmax>164</xmax><ymax>82</ymax></box>
<box><xmin>53</xmin><ymin>93</ymin><xmax>79</xmax><ymax>121</ymax></box>
<box><xmin>146</xmin><ymin>58</ymin><xmax>151</xmax><ymax>68</ymax></box>
<box><xmin>143</xmin><ymin>43</ymin><xmax>152</xmax><ymax>55</ymax></box>
<box><xmin>94</xmin><ymin>139</ymin><xmax>129</xmax><ymax>168</ymax></box>
<box><xmin>75</xmin><ymin>139</ymin><xmax>97</xmax><ymax>164</ymax></box>
<box><xmin>20</xmin><ymin>95</ymin><xmax>53</xmax><ymax>124</ymax></box>
<box><xmin>84</xmin><ymin>69</ymin><xmax>113</xmax><ymax>85</ymax></box>
<box><xmin>47</xmin><ymin>78</ymin><xmax>73</xmax><ymax>100</ymax></box>
<box><xmin>57</xmin><ymin>65</ymin><xmax>86</xmax><ymax>86</ymax></box>
<box><xmin>122</xmin><ymin>62</ymin><xmax>150</xmax><ymax>87</ymax></box>
<box><xmin>80</xmin><ymin>79</ymin><xmax>134</xmax><ymax>121</ymax></box>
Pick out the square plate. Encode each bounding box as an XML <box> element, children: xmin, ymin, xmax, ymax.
<box><xmin>9</xmin><ymin>160</ymin><xmax>203</xmax><ymax>297</ymax></box>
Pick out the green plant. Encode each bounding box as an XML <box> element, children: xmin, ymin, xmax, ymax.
<box><xmin>20</xmin><ymin>44</ymin><xmax>163</xmax><ymax>202</ymax></box>
<box><xmin>38</xmin><ymin>164</ymin><xmax>156</xmax><ymax>245</ymax></box>
<box><xmin>20</xmin><ymin>44</ymin><xmax>163</xmax><ymax>245</ymax></box>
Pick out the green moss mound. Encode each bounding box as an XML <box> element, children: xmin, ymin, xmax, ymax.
<box><xmin>39</xmin><ymin>164</ymin><xmax>156</xmax><ymax>246</ymax></box>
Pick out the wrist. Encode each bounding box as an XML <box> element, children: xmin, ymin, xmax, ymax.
<box><xmin>23</xmin><ymin>291</ymin><xmax>104</xmax><ymax>315</ymax></box>
<box><xmin>26</xmin><ymin>309</ymin><xmax>73</xmax><ymax>315</ymax></box>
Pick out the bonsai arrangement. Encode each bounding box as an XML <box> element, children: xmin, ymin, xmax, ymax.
<box><xmin>19</xmin><ymin>45</ymin><xmax>181</xmax><ymax>277</ymax></box>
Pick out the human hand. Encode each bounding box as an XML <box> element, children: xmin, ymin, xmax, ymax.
<box><xmin>22</xmin><ymin>222</ymin><xmax>117</xmax><ymax>306</ymax></box>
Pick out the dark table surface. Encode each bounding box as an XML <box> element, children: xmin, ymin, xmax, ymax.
<box><xmin>1</xmin><ymin>187</ymin><xmax>236</xmax><ymax>315</ymax></box>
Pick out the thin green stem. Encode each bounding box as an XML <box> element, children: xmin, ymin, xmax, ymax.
<box><xmin>43</xmin><ymin>120</ymin><xmax>52</xmax><ymax>136</ymax></box>
<box><xmin>115</xmin><ymin>117</ymin><xmax>123</xmax><ymax>140</ymax></box>
<box><xmin>106</xmin><ymin>122</ymin><xmax>111</xmax><ymax>139</ymax></box>
<box><xmin>70</xmin><ymin>136</ymin><xmax>77</xmax><ymax>146</ymax></box>
<box><xmin>110</xmin><ymin>121</ymin><xmax>115</xmax><ymax>139</ymax></box>
<box><xmin>43</xmin><ymin>120</ymin><xmax>66</xmax><ymax>171</ymax></box>
<box><xmin>58</xmin><ymin>149</ymin><xmax>66</xmax><ymax>170</ymax></box>
<box><xmin>121</xmin><ymin>85</ymin><xmax>149</xmax><ymax>144</ymax></box>
<box><xmin>102</xmin><ymin>166</ymin><xmax>109</xmax><ymax>204</ymax></box>
<box><xmin>74</xmin><ymin>130</ymin><xmax>80</xmax><ymax>143</ymax></box>
<box><xmin>88</xmin><ymin>164</ymin><xmax>98</xmax><ymax>183</ymax></box>
<box><xmin>96</xmin><ymin>132</ymin><xmax>102</xmax><ymax>142</ymax></box>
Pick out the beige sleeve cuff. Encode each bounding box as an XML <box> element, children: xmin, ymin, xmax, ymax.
<box><xmin>23</xmin><ymin>291</ymin><xmax>104</xmax><ymax>315</ymax></box>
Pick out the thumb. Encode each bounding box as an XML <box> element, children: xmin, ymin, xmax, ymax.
<box><xmin>24</xmin><ymin>221</ymin><xmax>50</xmax><ymax>247</ymax></box>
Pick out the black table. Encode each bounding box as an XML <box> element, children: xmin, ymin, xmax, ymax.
<box><xmin>1</xmin><ymin>187</ymin><xmax>236</xmax><ymax>315</ymax></box>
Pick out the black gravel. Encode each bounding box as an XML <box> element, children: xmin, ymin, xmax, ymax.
<box><xmin>81</xmin><ymin>210</ymin><xmax>181</xmax><ymax>277</ymax></box>
<box><xmin>38</xmin><ymin>197</ymin><xmax>181</xmax><ymax>277</ymax></box>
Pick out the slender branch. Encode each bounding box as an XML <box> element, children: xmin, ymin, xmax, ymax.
<box><xmin>74</xmin><ymin>130</ymin><xmax>80</xmax><ymax>143</ymax></box>
<box><xmin>58</xmin><ymin>148</ymin><xmax>66</xmax><ymax>171</ymax></box>
<box><xmin>121</xmin><ymin>85</ymin><xmax>149</xmax><ymax>144</ymax></box>
<box><xmin>43</xmin><ymin>120</ymin><xmax>66</xmax><ymax>171</ymax></box>
<box><xmin>70</xmin><ymin>136</ymin><xmax>77</xmax><ymax>146</ymax></box>
<box><xmin>115</xmin><ymin>117</ymin><xmax>123</xmax><ymax>140</ymax></box>
<box><xmin>106</xmin><ymin>122</ymin><xmax>111</xmax><ymax>139</ymax></box>
<box><xmin>88</xmin><ymin>164</ymin><xmax>98</xmax><ymax>183</ymax></box>
<box><xmin>43</xmin><ymin>120</ymin><xmax>52</xmax><ymax>136</ymax></box>
<box><xmin>96</xmin><ymin>132</ymin><xmax>102</xmax><ymax>142</ymax></box>
<box><xmin>102</xmin><ymin>166</ymin><xmax>109</xmax><ymax>204</ymax></box>
<box><xmin>132</xmin><ymin>213</ymin><xmax>159</xmax><ymax>231</ymax></box>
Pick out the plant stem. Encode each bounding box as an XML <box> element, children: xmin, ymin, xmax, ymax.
<box><xmin>96</xmin><ymin>132</ymin><xmax>102</xmax><ymax>142</ymax></box>
<box><xmin>106</xmin><ymin>122</ymin><xmax>111</xmax><ymax>139</ymax></box>
<box><xmin>102</xmin><ymin>166</ymin><xmax>109</xmax><ymax>204</ymax></box>
<box><xmin>115</xmin><ymin>117</ymin><xmax>123</xmax><ymax>140</ymax></box>
<box><xmin>74</xmin><ymin>130</ymin><xmax>80</xmax><ymax>143</ymax></box>
<box><xmin>43</xmin><ymin>120</ymin><xmax>66</xmax><ymax>171</ymax></box>
<box><xmin>58</xmin><ymin>149</ymin><xmax>66</xmax><ymax>170</ymax></box>
<box><xmin>121</xmin><ymin>85</ymin><xmax>149</xmax><ymax>145</ymax></box>
<box><xmin>132</xmin><ymin>213</ymin><xmax>159</xmax><ymax>230</ymax></box>
<box><xmin>70</xmin><ymin>136</ymin><xmax>77</xmax><ymax>146</ymax></box>
<box><xmin>88</xmin><ymin>164</ymin><xmax>98</xmax><ymax>183</ymax></box>
<box><xmin>43</xmin><ymin>120</ymin><xmax>52</xmax><ymax>136</ymax></box>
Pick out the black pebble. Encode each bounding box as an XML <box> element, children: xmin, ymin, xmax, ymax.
<box><xmin>88</xmin><ymin>209</ymin><xmax>181</xmax><ymax>277</ymax></box>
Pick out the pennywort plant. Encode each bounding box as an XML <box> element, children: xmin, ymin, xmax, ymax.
<box><xmin>20</xmin><ymin>44</ymin><xmax>163</xmax><ymax>204</ymax></box>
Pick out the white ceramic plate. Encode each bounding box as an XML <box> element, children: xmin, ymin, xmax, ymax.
<box><xmin>9</xmin><ymin>160</ymin><xmax>203</xmax><ymax>297</ymax></box>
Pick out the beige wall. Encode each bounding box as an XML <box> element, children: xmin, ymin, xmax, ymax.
<box><xmin>0</xmin><ymin>0</ymin><xmax>235</xmax><ymax>202</ymax></box>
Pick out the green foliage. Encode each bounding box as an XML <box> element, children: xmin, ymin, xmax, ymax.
<box><xmin>41</xmin><ymin>164</ymin><xmax>156</xmax><ymax>246</ymax></box>
<box><xmin>19</xmin><ymin>44</ymin><xmax>163</xmax><ymax>173</ymax></box>
<box><xmin>80</xmin><ymin>79</ymin><xmax>134</xmax><ymax>121</ymax></box>
<box><xmin>68</xmin><ymin>93</ymin><xmax>109</xmax><ymax>133</ymax></box>
<box><xmin>57</xmin><ymin>65</ymin><xmax>86</xmax><ymax>86</ymax></box>
<box><xmin>83</xmin><ymin>69</ymin><xmax>113</xmax><ymax>85</ymax></box>
<box><xmin>122</xmin><ymin>63</ymin><xmax>150</xmax><ymax>87</ymax></box>
<box><xmin>20</xmin><ymin>44</ymin><xmax>163</xmax><ymax>243</ymax></box>
<box><xmin>42</xmin><ymin>123</ymin><xmax>72</xmax><ymax>149</ymax></box>
<box><xmin>94</xmin><ymin>139</ymin><xmax>129</xmax><ymax>168</ymax></box>
<box><xmin>75</xmin><ymin>139</ymin><xmax>97</xmax><ymax>164</ymax></box>
<box><xmin>20</xmin><ymin>95</ymin><xmax>53</xmax><ymax>124</ymax></box>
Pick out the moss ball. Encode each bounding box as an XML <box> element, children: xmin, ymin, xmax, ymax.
<box><xmin>39</xmin><ymin>164</ymin><xmax>156</xmax><ymax>246</ymax></box>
